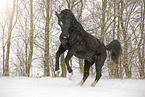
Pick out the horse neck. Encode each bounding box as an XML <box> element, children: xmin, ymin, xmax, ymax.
<box><xmin>72</xmin><ymin>20</ymin><xmax>85</xmax><ymax>31</ymax></box>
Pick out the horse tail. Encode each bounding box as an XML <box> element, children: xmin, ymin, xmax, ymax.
<box><xmin>106</xmin><ymin>40</ymin><xmax>122</xmax><ymax>64</ymax></box>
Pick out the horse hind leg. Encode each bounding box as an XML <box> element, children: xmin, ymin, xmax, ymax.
<box><xmin>78</xmin><ymin>60</ymin><xmax>94</xmax><ymax>86</ymax></box>
<box><xmin>91</xmin><ymin>61</ymin><xmax>104</xmax><ymax>87</ymax></box>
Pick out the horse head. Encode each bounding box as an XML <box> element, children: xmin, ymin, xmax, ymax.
<box><xmin>55</xmin><ymin>9</ymin><xmax>76</xmax><ymax>39</ymax></box>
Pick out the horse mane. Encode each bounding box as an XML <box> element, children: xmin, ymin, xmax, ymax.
<box><xmin>61</xmin><ymin>9</ymin><xmax>83</xmax><ymax>30</ymax></box>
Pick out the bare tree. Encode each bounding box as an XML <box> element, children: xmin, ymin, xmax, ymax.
<box><xmin>43</xmin><ymin>0</ymin><xmax>51</xmax><ymax>76</ymax></box>
<box><xmin>138</xmin><ymin>0</ymin><xmax>145</xmax><ymax>79</ymax></box>
<box><xmin>101</xmin><ymin>0</ymin><xmax>107</xmax><ymax>42</ymax></box>
<box><xmin>117</xmin><ymin>0</ymin><xmax>123</xmax><ymax>79</ymax></box>
<box><xmin>121</xmin><ymin>0</ymin><xmax>131</xmax><ymax>78</ymax></box>
<box><xmin>61</xmin><ymin>54</ymin><xmax>66</xmax><ymax>77</ymax></box>
<box><xmin>4</xmin><ymin>0</ymin><xmax>17</xmax><ymax>76</ymax></box>
<box><xmin>26</xmin><ymin>0</ymin><xmax>34</xmax><ymax>77</ymax></box>
<box><xmin>107</xmin><ymin>0</ymin><xmax>120</xmax><ymax>78</ymax></box>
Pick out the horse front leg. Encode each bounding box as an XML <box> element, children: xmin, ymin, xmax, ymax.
<box><xmin>55</xmin><ymin>44</ymin><xmax>66</xmax><ymax>71</ymax></box>
<box><xmin>65</xmin><ymin>51</ymin><xmax>74</xmax><ymax>73</ymax></box>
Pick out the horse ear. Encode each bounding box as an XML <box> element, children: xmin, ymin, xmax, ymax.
<box><xmin>55</xmin><ymin>11</ymin><xmax>63</xmax><ymax>28</ymax></box>
<box><xmin>55</xmin><ymin>11</ymin><xmax>59</xmax><ymax>18</ymax></box>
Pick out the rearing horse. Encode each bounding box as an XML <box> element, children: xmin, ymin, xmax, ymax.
<box><xmin>55</xmin><ymin>9</ymin><xmax>122</xmax><ymax>87</ymax></box>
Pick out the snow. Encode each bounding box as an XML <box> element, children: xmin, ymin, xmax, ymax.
<box><xmin>0</xmin><ymin>77</ymin><xmax>145</xmax><ymax>97</ymax></box>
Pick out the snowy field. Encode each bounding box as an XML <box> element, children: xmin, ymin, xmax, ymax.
<box><xmin>0</xmin><ymin>77</ymin><xmax>145</xmax><ymax>97</ymax></box>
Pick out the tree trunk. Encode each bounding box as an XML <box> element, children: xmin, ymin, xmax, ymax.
<box><xmin>24</xmin><ymin>15</ymin><xmax>28</xmax><ymax>76</ymax></box>
<box><xmin>101</xmin><ymin>0</ymin><xmax>107</xmax><ymax>42</ymax></box>
<box><xmin>4</xmin><ymin>0</ymin><xmax>16</xmax><ymax>76</ymax></box>
<box><xmin>61</xmin><ymin>54</ymin><xmax>67</xmax><ymax>77</ymax></box>
<box><xmin>26</xmin><ymin>0</ymin><xmax>34</xmax><ymax>77</ymax></box>
<box><xmin>108</xmin><ymin>0</ymin><xmax>119</xmax><ymax>78</ymax></box>
<box><xmin>120</xmin><ymin>1</ymin><xmax>131</xmax><ymax>78</ymax></box>
<box><xmin>44</xmin><ymin>0</ymin><xmax>50</xmax><ymax>76</ymax></box>
<box><xmin>117</xmin><ymin>1</ymin><xmax>123</xmax><ymax>79</ymax></box>
<box><xmin>113</xmin><ymin>0</ymin><xmax>119</xmax><ymax>78</ymax></box>
<box><xmin>2</xmin><ymin>30</ymin><xmax>5</xmax><ymax>75</ymax></box>
<box><xmin>139</xmin><ymin>1</ymin><xmax>145</xmax><ymax>79</ymax></box>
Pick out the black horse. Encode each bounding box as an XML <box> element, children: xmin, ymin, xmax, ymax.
<box><xmin>55</xmin><ymin>9</ymin><xmax>122</xmax><ymax>87</ymax></box>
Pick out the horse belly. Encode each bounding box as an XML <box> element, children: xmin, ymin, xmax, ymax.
<box><xmin>74</xmin><ymin>51</ymin><xmax>94</xmax><ymax>61</ymax></box>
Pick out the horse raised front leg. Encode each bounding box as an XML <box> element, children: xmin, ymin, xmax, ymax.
<box><xmin>65</xmin><ymin>51</ymin><xmax>73</xmax><ymax>73</ymax></box>
<box><xmin>55</xmin><ymin>44</ymin><xmax>66</xmax><ymax>71</ymax></box>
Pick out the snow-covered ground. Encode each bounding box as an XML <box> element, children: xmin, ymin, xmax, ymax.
<box><xmin>0</xmin><ymin>77</ymin><xmax>145</xmax><ymax>97</ymax></box>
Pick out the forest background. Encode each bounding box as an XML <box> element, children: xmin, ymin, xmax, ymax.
<box><xmin>0</xmin><ymin>0</ymin><xmax>144</xmax><ymax>79</ymax></box>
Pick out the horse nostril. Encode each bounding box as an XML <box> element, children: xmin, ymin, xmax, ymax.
<box><xmin>60</xmin><ymin>21</ymin><xmax>63</xmax><ymax>26</ymax></box>
<box><xmin>63</xmin><ymin>34</ymin><xmax>69</xmax><ymax>39</ymax></box>
<box><xmin>63</xmin><ymin>36</ymin><xmax>67</xmax><ymax>39</ymax></box>
<box><xmin>63</xmin><ymin>36</ymin><xmax>69</xmax><ymax>39</ymax></box>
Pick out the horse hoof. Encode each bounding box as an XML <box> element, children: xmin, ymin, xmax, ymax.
<box><xmin>68</xmin><ymin>69</ymin><xmax>73</xmax><ymax>73</ymax></box>
<box><xmin>90</xmin><ymin>81</ymin><xmax>97</xmax><ymax>87</ymax></box>
<box><xmin>78</xmin><ymin>80</ymin><xmax>84</xmax><ymax>86</ymax></box>
<box><xmin>68</xmin><ymin>73</ymin><xmax>73</xmax><ymax>80</ymax></box>
<box><xmin>55</xmin><ymin>67</ymin><xmax>60</xmax><ymax>71</ymax></box>
<box><xmin>55</xmin><ymin>70</ymin><xmax>60</xmax><ymax>77</ymax></box>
